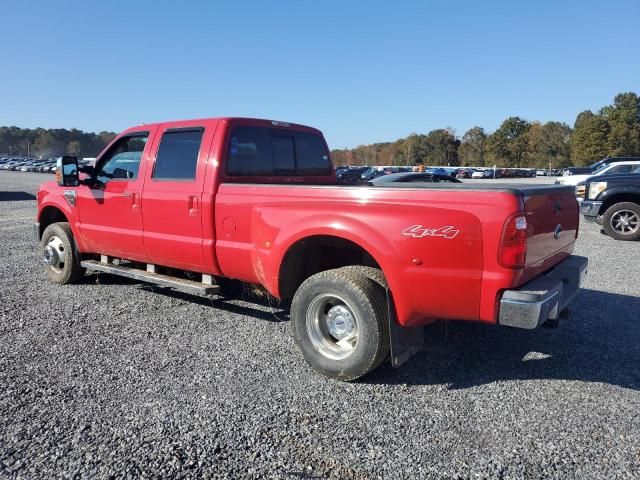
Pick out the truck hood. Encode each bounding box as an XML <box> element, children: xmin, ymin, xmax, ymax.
<box><xmin>556</xmin><ymin>175</ymin><xmax>588</xmax><ymax>186</ymax></box>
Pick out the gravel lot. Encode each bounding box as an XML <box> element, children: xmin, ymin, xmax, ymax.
<box><xmin>1</xmin><ymin>171</ymin><xmax>639</xmax><ymax>479</ymax></box>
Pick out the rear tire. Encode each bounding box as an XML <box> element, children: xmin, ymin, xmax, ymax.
<box><xmin>602</xmin><ymin>202</ymin><xmax>640</xmax><ymax>241</ymax></box>
<box><xmin>290</xmin><ymin>267</ymin><xmax>389</xmax><ymax>381</ymax></box>
<box><xmin>40</xmin><ymin>222</ymin><xmax>85</xmax><ymax>284</ymax></box>
<box><xmin>340</xmin><ymin>265</ymin><xmax>388</xmax><ymax>289</ymax></box>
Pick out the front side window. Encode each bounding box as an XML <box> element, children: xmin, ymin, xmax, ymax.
<box><xmin>226</xmin><ymin>126</ymin><xmax>331</xmax><ymax>177</ymax></box>
<box><xmin>96</xmin><ymin>134</ymin><xmax>148</xmax><ymax>185</ymax></box>
<box><xmin>607</xmin><ymin>164</ymin><xmax>634</xmax><ymax>175</ymax></box>
<box><xmin>153</xmin><ymin>129</ymin><xmax>204</xmax><ymax>180</ymax></box>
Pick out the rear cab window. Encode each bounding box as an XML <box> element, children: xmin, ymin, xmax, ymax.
<box><xmin>225</xmin><ymin>125</ymin><xmax>332</xmax><ymax>179</ymax></box>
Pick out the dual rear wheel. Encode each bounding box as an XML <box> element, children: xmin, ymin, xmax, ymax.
<box><xmin>290</xmin><ymin>266</ymin><xmax>390</xmax><ymax>381</ymax></box>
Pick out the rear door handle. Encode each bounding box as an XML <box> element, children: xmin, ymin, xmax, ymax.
<box><xmin>188</xmin><ymin>195</ymin><xmax>199</xmax><ymax>216</ymax></box>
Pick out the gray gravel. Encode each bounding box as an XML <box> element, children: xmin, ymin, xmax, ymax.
<box><xmin>1</xmin><ymin>171</ymin><xmax>639</xmax><ymax>479</ymax></box>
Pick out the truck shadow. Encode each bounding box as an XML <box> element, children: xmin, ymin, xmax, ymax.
<box><xmin>366</xmin><ymin>289</ymin><xmax>640</xmax><ymax>391</ymax></box>
<box><xmin>79</xmin><ymin>272</ymin><xmax>289</xmax><ymax>322</ymax></box>
<box><xmin>0</xmin><ymin>191</ymin><xmax>36</xmax><ymax>201</ymax></box>
<box><xmin>140</xmin><ymin>283</ymin><xmax>289</xmax><ymax>323</ymax></box>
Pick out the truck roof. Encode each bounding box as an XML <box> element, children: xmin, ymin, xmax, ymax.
<box><xmin>122</xmin><ymin>117</ymin><xmax>323</xmax><ymax>136</ymax></box>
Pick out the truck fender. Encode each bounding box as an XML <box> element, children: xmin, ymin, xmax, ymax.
<box><xmin>37</xmin><ymin>193</ymin><xmax>87</xmax><ymax>252</ymax></box>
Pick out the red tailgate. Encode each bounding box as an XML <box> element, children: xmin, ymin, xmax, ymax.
<box><xmin>522</xmin><ymin>186</ymin><xmax>578</xmax><ymax>278</ymax></box>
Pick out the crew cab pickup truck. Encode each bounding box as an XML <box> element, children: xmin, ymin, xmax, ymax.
<box><xmin>35</xmin><ymin>117</ymin><xmax>588</xmax><ymax>381</ymax></box>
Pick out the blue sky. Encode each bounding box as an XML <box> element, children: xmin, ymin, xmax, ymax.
<box><xmin>2</xmin><ymin>0</ymin><xmax>638</xmax><ymax>149</ymax></box>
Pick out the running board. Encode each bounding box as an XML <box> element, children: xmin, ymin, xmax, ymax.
<box><xmin>81</xmin><ymin>259</ymin><xmax>220</xmax><ymax>296</ymax></box>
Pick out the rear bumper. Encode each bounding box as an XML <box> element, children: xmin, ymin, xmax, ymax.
<box><xmin>580</xmin><ymin>200</ymin><xmax>603</xmax><ymax>221</ymax></box>
<box><xmin>498</xmin><ymin>255</ymin><xmax>588</xmax><ymax>329</ymax></box>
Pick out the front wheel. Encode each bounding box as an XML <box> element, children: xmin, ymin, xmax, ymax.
<box><xmin>602</xmin><ymin>202</ymin><xmax>640</xmax><ymax>241</ymax></box>
<box><xmin>290</xmin><ymin>267</ymin><xmax>389</xmax><ymax>381</ymax></box>
<box><xmin>40</xmin><ymin>222</ymin><xmax>85</xmax><ymax>284</ymax></box>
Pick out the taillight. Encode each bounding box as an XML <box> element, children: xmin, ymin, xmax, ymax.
<box><xmin>499</xmin><ymin>214</ymin><xmax>527</xmax><ymax>268</ymax></box>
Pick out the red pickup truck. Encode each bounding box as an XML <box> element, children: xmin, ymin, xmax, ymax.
<box><xmin>35</xmin><ymin>117</ymin><xmax>587</xmax><ymax>380</ymax></box>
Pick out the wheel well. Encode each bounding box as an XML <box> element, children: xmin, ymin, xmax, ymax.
<box><xmin>278</xmin><ymin>235</ymin><xmax>381</xmax><ymax>302</ymax></box>
<box><xmin>600</xmin><ymin>193</ymin><xmax>640</xmax><ymax>214</ymax></box>
<box><xmin>39</xmin><ymin>206</ymin><xmax>68</xmax><ymax>236</ymax></box>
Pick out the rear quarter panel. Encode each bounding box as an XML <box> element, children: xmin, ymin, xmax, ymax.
<box><xmin>214</xmin><ymin>184</ymin><xmax>522</xmax><ymax>326</ymax></box>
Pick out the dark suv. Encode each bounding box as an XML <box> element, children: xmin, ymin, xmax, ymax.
<box><xmin>563</xmin><ymin>156</ymin><xmax>640</xmax><ymax>176</ymax></box>
<box><xmin>580</xmin><ymin>172</ymin><xmax>640</xmax><ymax>240</ymax></box>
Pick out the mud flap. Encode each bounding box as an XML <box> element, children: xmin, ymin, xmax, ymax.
<box><xmin>387</xmin><ymin>290</ymin><xmax>424</xmax><ymax>367</ymax></box>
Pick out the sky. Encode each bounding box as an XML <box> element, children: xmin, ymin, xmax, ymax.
<box><xmin>1</xmin><ymin>0</ymin><xmax>639</xmax><ymax>149</ymax></box>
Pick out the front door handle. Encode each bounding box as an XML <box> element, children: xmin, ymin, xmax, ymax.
<box><xmin>123</xmin><ymin>192</ymin><xmax>140</xmax><ymax>212</ymax></box>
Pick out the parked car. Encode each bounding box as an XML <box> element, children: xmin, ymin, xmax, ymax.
<box><xmin>562</xmin><ymin>157</ymin><xmax>640</xmax><ymax>176</ymax></box>
<box><xmin>575</xmin><ymin>181</ymin><xmax>586</xmax><ymax>202</ymax></box>
<box><xmin>336</xmin><ymin>166</ymin><xmax>368</xmax><ymax>184</ymax></box>
<box><xmin>35</xmin><ymin>116</ymin><xmax>587</xmax><ymax>381</ymax></box>
<box><xmin>425</xmin><ymin>167</ymin><xmax>449</xmax><ymax>176</ymax></box>
<box><xmin>581</xmin><ymin>172</ymin><xmax>640</xmax><ymax>240</ymax></box>
<box><xmin>556</xmin><ymin>161</ymin><xmax>640</xmax><ymax>186</ymax></box>
<box><xmin>456</xmin><ymin>168</ymin><xmax>474</xmax><ymax>179</ymax></box>
<box><xmin>362</xmin><ymin>168</ymin><xmax>386</xmax><ymax>181</ymax></box>
<box><xmin>471</xmin><ymin>170</ymin><xmax>485</xmax><ymax>178</ymax></box>
<box><xmin>369</xmin><ymin>172</ymin><xmax>461</xmax><ymax>185</ymax></box>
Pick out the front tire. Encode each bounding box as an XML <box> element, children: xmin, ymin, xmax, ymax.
<box><xmin>290</xmin><ymin>267</ymin><xmax>389</xmax><ymax>381</ymax></box>
<box><xmin>40</xmin><ymin>222</ymin><xmax>85</xmax><ymax>284</ymax></box>
<box><xmin>602</xmin><ymin>202</ymin><xmax>640</xmax><ymax>241</ymax></box>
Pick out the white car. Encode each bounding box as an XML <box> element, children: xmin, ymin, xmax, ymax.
<box><xmin>555</xmin><ymin>161</ymin><xmax>640</xmax><ymax>186</ymax></box>
<box><xmin>471</xmin><ymin>170</ymin><xmax>485</xmax><ymax>179</ymax></box>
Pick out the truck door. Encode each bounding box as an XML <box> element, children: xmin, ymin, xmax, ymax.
<box><xmin>76</xmin><ymin>130</ymin><xmax>155</xmax><ymax>262</ymax></box>
<box><xmin>141</xmin><ymin>123</ymin><xmax>215</xmax><ymax>271</ymax></box>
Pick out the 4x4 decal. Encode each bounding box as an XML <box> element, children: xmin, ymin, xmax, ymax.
<box><xmin>402</xmin><ymin>225</ymin><xmax>460</xmax><ymax>239</ymax></box>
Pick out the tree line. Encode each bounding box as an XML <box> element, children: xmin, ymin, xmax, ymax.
<box><xmin>2</xmin><ymin>91</ymin><xmax>638</xmax><ymax>168</ymax></box>
<box><xmin>0</xmin><ymin>127</ymin><xmax>116</xmax><ymax>159</ymax></box>
<box><xmin>331</xmin><ymin>92</ymin><xmax>640</xmax><ymax>168</ymax></box>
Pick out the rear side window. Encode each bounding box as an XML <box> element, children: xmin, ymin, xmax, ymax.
<box><xmin>294</xmin><ymin>132</ymin><xmax>331</xmax><ymax>175</ymax></box>
<box><xmin>153</xmin><ymin>129</ymin><xmax>204</xmax><ymax>180</ymax></box>
<box><xmin>226</xmin><ymin>126</ymin><xmax>331</xmax><ymax>176</ymax></box>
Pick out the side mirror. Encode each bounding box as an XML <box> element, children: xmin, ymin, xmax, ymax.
<box><xmin>56</xmin><ymin>156</ymin><xmax>79</xmax><ymax>187</ymax></box>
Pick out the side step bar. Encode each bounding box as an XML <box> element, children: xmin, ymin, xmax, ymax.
<box><xmin>81</xmin><ymin>259</ymin><xmax>220</xmax><ymax>296</ymax></box>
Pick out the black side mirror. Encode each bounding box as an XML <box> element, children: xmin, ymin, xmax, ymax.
<box><xmin>56</xmin><ymin>156</ymin><xmax>79</xmax><ymax>187</ymax></box>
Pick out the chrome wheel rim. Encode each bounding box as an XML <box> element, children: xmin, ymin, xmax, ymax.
<box><xmin>43</xmin><ymin>235</ymin><xmax>66</xmax><ymax>273</ymax></box>
<box><xmin>306</xmin><ymin>294</ymin><xmax>359</xmax><ymax>360</ymax></box>
<box><xmin>610</xmin><ymin>210</ymin><xmax>639</xmax><ymax>235</ymax></box>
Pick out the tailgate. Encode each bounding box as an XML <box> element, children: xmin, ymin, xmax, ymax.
<box><xmin>522</xmin><ymin>186</ymin><xmax>578</xmax><ymax>268</ymax></box>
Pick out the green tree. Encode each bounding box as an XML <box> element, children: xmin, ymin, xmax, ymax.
<box><xmin>458</xmin><ymin>126</ymin><xmax>486</xmax><ymax>166</ymax></box>
<box><xmin>423</xmin><ymin>128</ymin><xmax>459</xmax><ymax>166</ymax></box>
<box><xmin>486</xmin><ymin>117</ymin><xmax>531</xmax><ymax>167</ymax></box>
<box><xmin>570</xmin><ymin>111</ymin><xmax>610</xmax><ymax>166</ymax></box>
<box><xmin>538</xmin><ymin>121</ymin><xmax>572</xmax><ymax>168</ymax></box>
<box><xmin>66</xmin><ymin>140</ymin><xmax>82</xmax><ymax>156</ymax></box>
<box><xmin>602</xmin><ymin>92</ymin><xmax>640</xmax><ymax>156</ymax></box>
